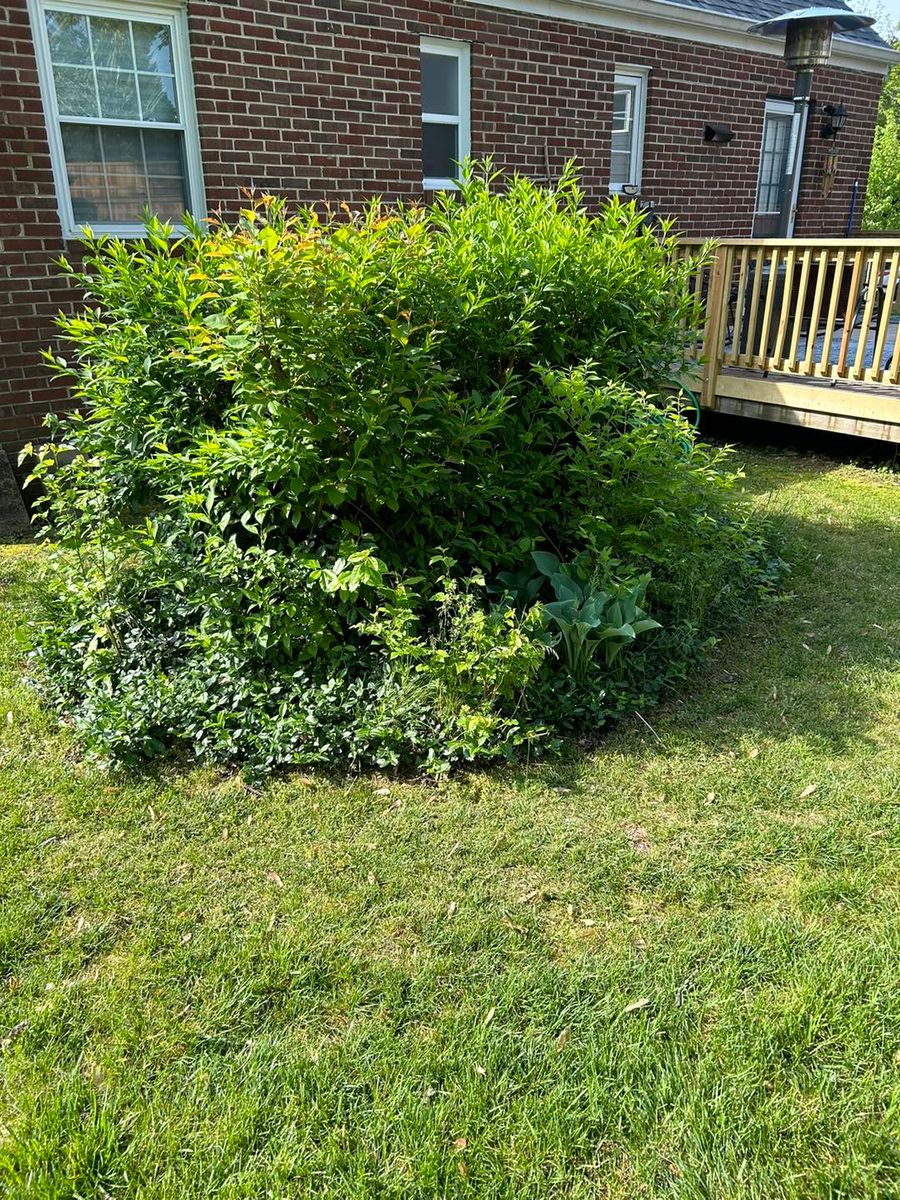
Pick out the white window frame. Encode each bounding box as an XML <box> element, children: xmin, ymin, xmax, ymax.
<box><xmin>609</xmin><ymin>67</ymin><xmax>648</xmax><ymax>194</ymax></box>
<box><xmin>27</xmin><ymin>0</ymin><xmax>206</xmax><ymax>239</ymax></box>
<box><xmin>421</xmin><ymin>36</ymin><xmax>470</xmax><ymax>191</ymax></box>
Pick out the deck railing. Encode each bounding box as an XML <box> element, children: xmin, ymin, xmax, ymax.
<box><xmin>676</xmin><ymin>237</ymin><xmax>900</xmax><ymax>408</ymax></box>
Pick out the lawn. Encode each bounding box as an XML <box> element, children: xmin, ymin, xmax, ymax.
<box><xmin>1</xmin><ymin>446</ymin><xmax>898</xmax><ymax>1200</ymax></box>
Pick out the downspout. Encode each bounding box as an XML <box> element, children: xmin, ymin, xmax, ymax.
<box><xmin>846</xmin><ymin>178</ymin><xmax>860</xmax><ymax>235</ymax></box>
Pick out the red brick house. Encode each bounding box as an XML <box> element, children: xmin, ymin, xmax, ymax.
<box><xmin>0</xmin><ymin>0</ymin><xmax>895</xmax><ymax>465</ymax></box>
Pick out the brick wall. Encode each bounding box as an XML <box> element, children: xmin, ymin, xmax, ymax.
<box><xmin>0</xmin><ymin>0</ymin><xmax>886</xmax><ymax>466</ymax></box>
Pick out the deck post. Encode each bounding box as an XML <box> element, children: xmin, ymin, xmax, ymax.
<box><xmin>701</xmin><ymin>244</ymin><xmax>731</xmax><ymax>408</ymax></box>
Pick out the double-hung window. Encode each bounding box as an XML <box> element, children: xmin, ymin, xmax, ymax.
<box><xmin>421</xmin><ymin>37</ymin><xmax>470</xmax><ymax>190</ymax></box>
<box><xmin>29</xmin><ymin>0</ymin><xmax>204</xmax><ymax>237</ymax></box>
<box><xmin>609</xmin><ymin>69</ymin><xmax>648</xmax><ymax>193</ymax></box>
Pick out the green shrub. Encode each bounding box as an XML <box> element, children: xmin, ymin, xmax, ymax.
<box><xmin>25</xmin><ymin>164</ymin><xmax>786</xmax><ymax>776</ymax></box>
<box><xmin>864</xmin><ymin>109</ymin><xmax>900</xmax><ymax>232</ymax></box>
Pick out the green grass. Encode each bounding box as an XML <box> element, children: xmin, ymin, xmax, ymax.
<box><xmin>1</xmin><ymin>448</ymin><xmax>899</xmax><ymax>1199</ymax></box>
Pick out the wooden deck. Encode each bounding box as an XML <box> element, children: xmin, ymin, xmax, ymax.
<box><xmin>710</xmin><ymin>368</ymin><xmax>900</xmax><ymax>442</ymax></box>
<box><xmin>677</xmin><ymin>237</ymin><xmax>900</xmax><ymax>442</ymax></box>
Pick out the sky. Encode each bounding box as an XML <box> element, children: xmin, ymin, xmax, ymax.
<box><xmin>851</xmin><ymin>0</ymin><xmax>900</xmax><ymax>37</ymax></box>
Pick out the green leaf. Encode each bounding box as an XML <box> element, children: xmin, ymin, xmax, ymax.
<box><xmin>531</xmin><ymin>551</ymin><xmax>561</xmax><ymax>577</ymax></box>
<box><xmin>550</xmin><ymin>573</ymin><xmax>583</xmax><ymax>604</ymax></box>
<box><xmin>543</xmin><ymin>599</ymin><xmax>579</xmax><ymax>626</ymax></box>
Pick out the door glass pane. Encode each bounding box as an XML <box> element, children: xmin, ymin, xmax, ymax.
<box><xmin>45</xmin><ymin>10</ymin><xmax>91</xmax><ymax>65</ymax></box>
<box><xmin>423</xmin><ymin>122</ymin><xmax>458</xmax><ymax>179</ymax></box>
<box><xmin>422</xmin><ymin>53</ymin><xmax>458</xmax><ymax>116</ymax></box>
<box><xmin>756</xmin><ymin>113</ymin><xmax>790</xmax><ymax>215</ymax></box>
<box><xmin>752</xmin><ymin>212</ymin><xmax>781</xmax><ymax>238</ymax></box>
<box><xmin>90</xmin><ymin>15</ymin><xmax>134</xmax><ymax>70</ymax></box>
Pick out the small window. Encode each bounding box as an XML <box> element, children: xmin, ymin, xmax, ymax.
<box><xmin>29</xmin><ymin>0</ymin><xmax>205</xmax><ymax>237</ymax></box>
<box><xmin>610</xmin><ymin>70</ymin><xmax>648</xmax><ymax>193</ymax></box>
<box><xmin>421</xmin><ymin>37</ymin><xmax>470</xmax><ymax>190</ymax></box>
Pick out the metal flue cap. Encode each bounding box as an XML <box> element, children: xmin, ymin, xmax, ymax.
<box><xmin>748</xmin><ymin>7</ymin><xmax>875</xmax><ymax>36</ymax></box>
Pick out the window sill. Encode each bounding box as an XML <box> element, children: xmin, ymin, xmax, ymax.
<box><xmin>423</xmin><ymin>178</ymin><xmax>460</xmax><ymax>192</ymax></box>
<box><xmin>61</xmin><ymin>220</ymin><xmax>196</xmax><ymax>241</ymax></box>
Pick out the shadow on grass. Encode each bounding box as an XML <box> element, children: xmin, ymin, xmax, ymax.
<box><xmin>527</xmin><ymin>499</ymin><xmax>900</xmax><ymax>787</ymax></box>
<box><xmin>496</xmin><ymin>474</ymin><xmax>899</xmax><ymax>794</ymax></box>
<box><xmin>701</xmin><ymin>411</ymin><xmax>900</xmax><ymax>474</ymax></box>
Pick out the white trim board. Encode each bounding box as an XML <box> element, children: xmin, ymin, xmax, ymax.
<box><xmin>465</xmin><ymin>0</ymin><xmax>899</xmax><ymax>74</ymax></box>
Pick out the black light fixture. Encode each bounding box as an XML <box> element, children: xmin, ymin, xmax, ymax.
<box><xmin>704</xmin><ymin>122</ymin><xmax>735</xmax><ymax>145</ymax></box>
<box><xmin>820</xmin><ymin>102</ymin><xmax>848</xmax><ymax>139</ymax></box>
<box><xmin>748</xmin><ymin>7</ymin><xmax>875</xmax><ymax>235</ymax></box>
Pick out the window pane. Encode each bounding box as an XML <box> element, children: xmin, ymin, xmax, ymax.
<box><xmin>101</xmin><ymin>125</ymin><xmax>149</xmax><ymax>221</ymax></box>
<box><xmin>61</xmin><ymin>122</ymin><xmax>188</xmax><ymax>225</ymax></box>
<box><xmin>611</xmin><ymin>75</ymin><xmax>642</xmax><ymax>187</ymax></box>
<box><xmin>46</xmin><ymin>12</ymin><xmax>178</xmax><ymax>122</ymax></box>
<box><xmin>62</xmin><ymin>124</ymin><xmax>111</xmax><ymax>222</ymax></box>
<box><xmin>610</xmin><ymin>149</ymin><xmax>632</xmax><ymax>186</ymax></box>
<box><xmin>423</xmin><ymin>122</ymin><xmax>458</xmax><ymax>180</ymax></box>
<box><xmin>609</xmin><ymin>127</ymin><xmax>628</xmax><ymax>184</ymax></box>
<box><xmin>144</xmin><ymin>127</ymin><xmax>188</xmax><ymax>217</ymax></box>
<box><xmin>97</xmin><ymin>67</ymin><xmax>140</xmax><ymax>119</ymax></box>
<box><xmin>143</xmin><ymin>126</ymin><xmax>185</xmax><ymax>172</ymax></box>
<box><xmin>105</xmin><ymin>173</ymin><xmax>148</xmax><ymax>219</ymax></box>
<box><xmin>422</xmin><ymin>52</ymin><xmax>458</xmax><ymax>116</ymax></box>
<box><xmin>53</xmin><ymin>64</ymin><xmax>98</xmax><ymax>117</ymax></box>
<box><xmin>148</xmin><ymin>172</ymin><xmax>187</xmax><ymax>214</ymax></box>
<box><xmin>132</xmin><ymin>22</ymin><xmax>172</xmax><ymax>76</ymax></box>
<box><xmin>45</xmin><ymin>10</ymin><xmax>91</xmax><ymax>65</ymax></box>
<box><xmin>612</xmin><ymin>87</ymin><xmax>633</xmax><ymax>135</ymax></box>
<box><xmin>138</xmin><ymin>73</ymin><xmax>178</xmax><ymax>122</ymax></box>
<box><xmin>90</xmin><ymin>15</ymin><xmax>134</xmax><ymax>70</ymax></box>
<box><xmin>101</xmin><ymin>123</ymin><xmax>144</xmax><ymax>162</ymax></box>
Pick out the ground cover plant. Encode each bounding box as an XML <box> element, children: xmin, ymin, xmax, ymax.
<box><xmin>1</xmin><ymin>450</ymin><xmax>898</xmax><ymax>1198</ymax></box>
<box><xmin>26</xmin><ymin>165</ymin><xmax>784</xmax><ymax>774</ymax></box>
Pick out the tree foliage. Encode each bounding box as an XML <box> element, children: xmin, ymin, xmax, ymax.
<box><xmin>862</xmin><ymin>14</ymin><xmax>900</xmax><ymax>231</ymax></box>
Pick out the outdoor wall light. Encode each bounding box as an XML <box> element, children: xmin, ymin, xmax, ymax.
<box><xmin>703</xmin><ymin>122</ymin><xmax>735</xmax><ymax>144</ymax></box>
<box><xmin>820</xmin><ymin>102</ymin><xmax>848</xmax><ymax>139</ymax></box>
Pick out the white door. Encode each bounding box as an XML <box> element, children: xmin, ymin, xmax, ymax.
<box><xmin>753</xmin><ymin>98</ymin><xmax>807</xmax><ymax>237</ymax></box>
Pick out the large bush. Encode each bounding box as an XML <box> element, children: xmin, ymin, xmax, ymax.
<box><xmin>26</xmin><ymin>165</ymin><xmax>785</xmax><ymax>775</ymax></box>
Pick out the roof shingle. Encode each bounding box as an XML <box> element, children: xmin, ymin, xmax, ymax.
<box><xmin>662</xmin><ymin>0</ymin><xmax>890</xmax><ymax>47</ymax></box>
